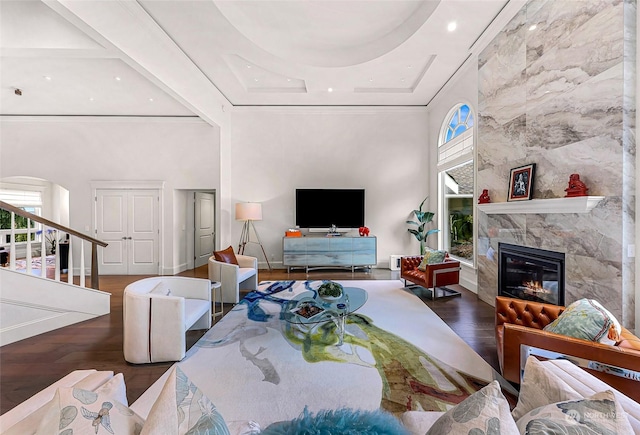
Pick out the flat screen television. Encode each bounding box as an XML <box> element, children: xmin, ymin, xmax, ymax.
<box><xmin>296</xmin><ymin>189</ymin><xmax>365</xmax><ymax>229</ymax></box>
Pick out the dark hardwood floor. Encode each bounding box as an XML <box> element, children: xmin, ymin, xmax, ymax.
<box><xmin>0</xmin><ymin>267</ymin><xmax>498</xmax><ymax>415</ymax></box>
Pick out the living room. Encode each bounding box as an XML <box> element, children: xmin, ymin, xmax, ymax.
<box><xmin>1</xmin><ymin>0</ymin><xmax>640</xmax><ymax>432</ymax></box>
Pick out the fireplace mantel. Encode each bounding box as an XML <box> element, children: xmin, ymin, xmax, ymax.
<box><xmin>477</xmin><ymin>196</ymin><xmax>604</xmax><ymax>214</ymax></box>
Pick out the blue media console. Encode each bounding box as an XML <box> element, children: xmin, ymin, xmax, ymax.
<box><xmin>283</xmin><ymin>235</ymin><xmax>377</xmax><ymax>273</ymax></box>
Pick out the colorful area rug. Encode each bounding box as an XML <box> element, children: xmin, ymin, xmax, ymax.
<box><xmin>135</xmin><ymin>280</ymin><xmax>516</xmax><ymax>427</ymax></box>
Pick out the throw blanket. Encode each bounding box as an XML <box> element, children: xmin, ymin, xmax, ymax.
<box><xmin>148</xmin><ymin>280</ymin><xmax>515</xmax><ymax>427</ymax></box>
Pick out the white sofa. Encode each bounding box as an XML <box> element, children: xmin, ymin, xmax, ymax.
<box><xmin>123</xmin><ymin>276</ymin><xmax>211</xmax><ymax>364</ymax></box>
<box><xmin>3</xmin><ymin>357</ymin><xmax>638</xmax><ymax>434</ymax></box>
<box><xmin>208</xmin><ymin>254</ymin><xmax>258</xmax><ymax>303</ymax></box>
<box><xmin>400</xmin><ymin>358</ymin><xmax>640</xmax><ymax>434</ymax></box>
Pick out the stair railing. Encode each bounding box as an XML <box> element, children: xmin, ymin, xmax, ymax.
<box><xmin>0</xmin><ymin>200</ymin><xmax>107</xmax><ymax>289</ymax></box>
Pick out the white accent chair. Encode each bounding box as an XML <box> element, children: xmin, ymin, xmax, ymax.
<box><xmin>123</xmin><ymin>276</ymin><xmax>211</xmax><ymax>364</ymax></box>
<box><xmin>208</xmin><ymin>254</ymin><xmax>258</xmax><ymax>303</ymax></box>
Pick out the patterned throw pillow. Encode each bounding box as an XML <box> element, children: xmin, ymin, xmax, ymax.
<box><xmin>543</xmin><ymin>299</ymin><xmax>617</xmax><ymax>342</ymax></box>
<box><xmin>515</xmin><ymin>390</ymin><xmax>633</xmax><ymax>434</ymax></box>
<box><xmin>214</xmin><ymin>246</ymin><xmax>239</xmax><ymax>265</ymax></box>
<box><xmin>417</xmin><ymin>249</ymin><xmax>447</xmax><ymax>271</ymax></box>
<box><xmin>141</xmin><ymin>366</ymin><xmax>230</xmax><ymax>435</ymax></box>
<box><xmin>511</xmin><ymin>356</ymin><xmax>582</xmax><ymax>420</ymax></box>
<box><xmin>35</xmin><ymin>386</ymin><xmax>144</xmax><ymax>435</ymax></box>
<box><xmin>425</xmin><ymin>381</ymin><xmax>519</xmax><ymax>434</ymax></box>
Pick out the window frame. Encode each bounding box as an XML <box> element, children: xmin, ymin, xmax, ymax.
<box><xmin>437</xmin><ymin>103</ymin><xmax>476</xmax><ymax>267</ymax></box>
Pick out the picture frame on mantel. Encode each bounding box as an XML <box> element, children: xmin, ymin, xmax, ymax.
<box><xmin>508</xmin><ymin>163</ymin><xmax>535</xmax><ymax>201</ymax></box>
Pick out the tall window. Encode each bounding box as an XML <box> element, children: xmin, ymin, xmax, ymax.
<box><xmin>438</xmin><ymin>104</ymin><xmax>475</xmax><ymax>264</ymax></box>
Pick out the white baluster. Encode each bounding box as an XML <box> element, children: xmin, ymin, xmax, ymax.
<box><xmin>26</xmin><ymin>218</ymin><xmax>32</xmax><ymax>275</ymax></box>
<box><xmin>67</xmin><ymin>237</ymin><xmax>73</xmax><ymax>284</ymax></box>
<box><xmin>54</xmin><ymin>229</ymin><xmax>60</xmax><ymax>282</ymax></box>
<box><xmin>40</xmin><ymin>227</ymin><xmax>46</xmax><ymax>278</ymax></box>
<box><xmin>80</xmin><ymin>240</ymin><xmax>86</xmax><ymax>288</ymax></box>
<box><xmin>9</xmin><ymin>212</ymin><xmax>15</xmax><ymax>270</ymax></box>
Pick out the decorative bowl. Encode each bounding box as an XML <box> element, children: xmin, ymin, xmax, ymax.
<box><xmin>317</xmin><ymin>281</ymin><xmax>343</xmax><ymax>300</ymax></box>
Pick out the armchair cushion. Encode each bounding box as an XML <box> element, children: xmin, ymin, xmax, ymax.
<box><xmin>515</xmin><ymin>390</ymin><xmax>633</xmax><ymax>434</ymax></box>
<box><xmin>417</xmin><ymin>249</ymin><xmax>446</xmax><ymax>271</ymax></box>
<box><xmin>425</xmin><ymin>381</ymin><xmax>518</xmax><ymax>435</ymax></box>
<box><xmin>543</xmin><ymin>298</ymin><xmax>619</xmax><ymax>343</ymax></box>
<box><xmin>141</xmin><ymin>366</ymin><xmax>230</xmax><ymax>435</ymax></box>
<box><xmin>511</xmin><ymin>356</ymin><xmax>582</xmax><ymax>420</ymax></box>
<box><xmin>214</xmin><ymin>245</ymin><xmax>239</xmax><ymax>265</ymax></box>
<box><xmin>36</xmin><ymin>386</ymin><xmax>144</xmax><ymax>435</ymax></box>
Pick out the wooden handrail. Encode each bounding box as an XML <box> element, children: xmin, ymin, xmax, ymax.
<box><xmin>0</xmin><ymin>201</ymin><xmax>107</xmax><ymax>247</ymax></box>
<box><xmin>0</xmin><ymin>200</ymin><xmax>108</xmax><ymax>289</ymax></box>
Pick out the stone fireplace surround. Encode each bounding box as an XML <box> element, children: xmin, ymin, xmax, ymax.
<box><xmin>476</xmin><ymin>0</ymin><xmax>635</xmax><ymax>328</ymax></box>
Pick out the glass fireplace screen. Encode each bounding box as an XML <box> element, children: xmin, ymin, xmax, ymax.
<box><xmin>498</xmin><ymin>243</ymin><xmax>565</xmax><ymax>306</ymax></box>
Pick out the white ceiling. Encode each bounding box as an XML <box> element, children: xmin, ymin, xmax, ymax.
<box><xmin>0</xmin><ymin>0</ymin><xmax>524</xmax><ymax>124</ymax></box>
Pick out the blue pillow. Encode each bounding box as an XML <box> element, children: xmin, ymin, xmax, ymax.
<box><xmin>261</xmin><ymin>407</ymin><xmax>409</xmax><ymax>435</ymax></box>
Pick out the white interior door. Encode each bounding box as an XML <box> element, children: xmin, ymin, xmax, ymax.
<box><xmin>96</xmin><ymin>190</ymin><xmax>128</xmax><ymax>275</ymax></box>
<box><xmin>96</xmin><ymin>189</ymin><xmax>159</xmax><ymax>275</ymax></box>
<box><xmin>128</xmin><ymin>191</ymin><xmax>159</xmax><ymax>274</ymax></box>
<box><xmin>194</xmin><ymin>192</ymin><xmax>215</xmax><ymax>268</ymax></box>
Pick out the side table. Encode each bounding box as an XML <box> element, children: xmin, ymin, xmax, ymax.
<box><xmin>211</xmin><ymin>281</ymin><xmax>223</xmax><ymax>319</ymax></box>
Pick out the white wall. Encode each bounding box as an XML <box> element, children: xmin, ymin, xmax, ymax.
<box><xmin>0</xmin><ymin>117</ymin><xmax>221</xmax><ymax>273</ymax></box>
<box><xmin>425</xmin><ymin>59</ymin><xmax>480</xmax><ymax>292</ymax></box>
<box><xmin>230</xmin><ymin>107</ymin><xmax>430</xmax><ymax>268</ymax></box>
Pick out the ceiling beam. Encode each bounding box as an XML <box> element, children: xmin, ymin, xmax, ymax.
<box><xmin>42</xmin><ymin>0</ymin><xmax>230</xmax><ymax>127</ymax></box>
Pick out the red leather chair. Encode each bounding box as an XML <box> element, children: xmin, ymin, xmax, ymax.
<box><xmin>400</xmin><ymin>255</ymin><xmax>461</xmax><ymax>300</ymax></box>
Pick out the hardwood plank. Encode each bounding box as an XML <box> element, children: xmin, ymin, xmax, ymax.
<box><xmin>0</xmin><ymin>267</ymin><xmax>499</xmax><ymax>415</ymax></box>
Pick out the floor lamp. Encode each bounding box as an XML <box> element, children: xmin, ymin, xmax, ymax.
<box><xmin>236</xmin><ymin>202</ymin><xmax>272</xmax><ymax>270</ymax></box>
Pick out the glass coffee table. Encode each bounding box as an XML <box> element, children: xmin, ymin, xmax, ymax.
<box><xmin>282</xmin><ymin>286</ymin><xmax>367</xmax><ymax>345</ymax></box>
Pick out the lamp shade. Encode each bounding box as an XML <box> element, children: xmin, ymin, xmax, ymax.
<box><xmin>235</xmin><ymin>202</ymin><xmax>262</xmax><ymax>221</ymax></box>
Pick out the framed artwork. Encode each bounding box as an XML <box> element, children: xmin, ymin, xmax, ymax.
<box><xmin>508</xmin><ymin>163</ymin><xmax>535</xmax><ymax>201</ymax></box>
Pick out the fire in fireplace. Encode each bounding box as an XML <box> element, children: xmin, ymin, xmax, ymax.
<box><xmin>498</xmin><ymin>243</ymin><xmax>565</xmax><ymax>306</ymax></box>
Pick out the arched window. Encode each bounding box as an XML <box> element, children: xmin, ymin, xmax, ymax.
<box><xmin>438</xmin><ymin>103</ymin><xmax>475</xmax><ymax>264</ymax></box>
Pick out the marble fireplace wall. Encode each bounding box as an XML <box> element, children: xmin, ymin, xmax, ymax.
<box><xmin>477</xmin><ymin>0</ymin><xmax>636</xmax><ymax>328</ymax></box>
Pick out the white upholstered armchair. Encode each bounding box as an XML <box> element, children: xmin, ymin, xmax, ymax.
<box><xmin>208</xmin><ymin>254</ymin><xmax>258</xmax><ymax>303</ymax></box>
<box><xmin>123</xmin><ymin>276</ymin><xmax>211</xmax><ymax>364</ymax></box>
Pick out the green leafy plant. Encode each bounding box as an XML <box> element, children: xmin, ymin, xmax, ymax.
<box><xmin>406</xmin><ymin>196</ymin><xmax>439</xmax><ymax>254</ymax></box>
<box><xmin>318</xmin><ymin>281</ymin><xmax>343</xmax><ymax>298</ymax></box>
<box><xmin>450</xmin><ymin>212</ymin><xmax>473</xmax><ymax>243</ymax></box>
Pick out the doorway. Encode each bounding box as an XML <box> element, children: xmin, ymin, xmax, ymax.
<box><xmin>194</xmin><ymin>192</ymin><xmax>215</xmax><ymax>268</ymax></box>
<box><xmin>95</xmin><ymin>188</ymin><xmax>160</xmax><ymax>275</ymax></box>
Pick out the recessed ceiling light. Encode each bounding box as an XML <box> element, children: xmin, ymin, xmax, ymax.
<box><xmin>529</xmin><ymin>24</ymin><xmax>537</xmax><ymax>31</ymax></box>
<box><xmin>43</xmin><ymin>76</ymin><xmax>52</xmax><ymax>81</ymax></box>
<box><xmin>400</xmin><ymin>78</ymin><xmax>405</xmax><ymax>82</ymax></box>
<box><xmin>369</xmin><ymin>78</ymin><xmax>374</xmax><ymax>82</ymax></box>
<box><xmin>254</xmin><ymin>78</ymin><xmax>259</xmax><ymax>82</ymax></box>
<box><xmin>114</xmin><ymin>76</ymin><xmax>121</xmax><ymax>81</ymax></box>
<box><xmin>447</xmin><ymin>21</ymin><xmax>457</xmax><ymax>32</ymax></box>
<box><xmin>328</xmin><ymin>87</ymin><xmax>333</xmax><ymax>93</ymax></box>
<box><xmin>89</xmin><ymin>97</ymin><xmax>94</xmax><ymax>101</ymax></box>
<box><xmin>287</xmin><ymin>78</ymin><xmax>291</xmax><ymax>82</ymax></box>
<box><xmin>149</xmin><ymin>98</ymin><xmax>154</xmax><ymax>102</ymax></box>
<box><xmin>247</xmin><ymin>65</ymin><xmax>252</xmax><ymax>69</ymax></box>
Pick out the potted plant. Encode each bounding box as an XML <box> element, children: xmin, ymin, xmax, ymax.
<box><xmin>406</xmin><ymin>196</ymin><xmax>439</xmax><ymax>255</ymax></box>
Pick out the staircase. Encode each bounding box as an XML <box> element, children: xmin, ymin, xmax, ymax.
<box><xmin>0</xmin><ymin>201</ymin><xmax>110</xmax><ymax>346</ymax></box>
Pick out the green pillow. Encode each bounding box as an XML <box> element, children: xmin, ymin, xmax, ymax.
<box><xmin>543</xmin><ymin>299</ymin><xmax>614</xmax><ymax>342</ymax></box>
<box><xmin>417</xmin><ymin>249</ymin><xmax>447</xmax><ymax>271</ymax></box>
